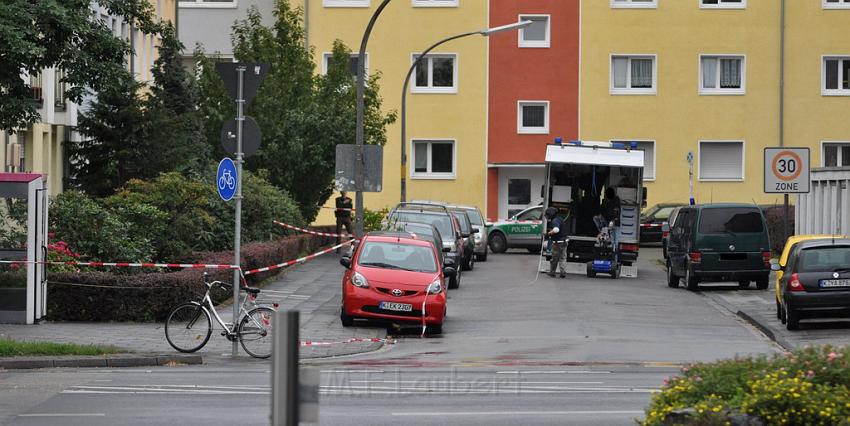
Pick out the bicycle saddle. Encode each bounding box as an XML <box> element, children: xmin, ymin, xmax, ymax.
<box><xmin>244</xmin><ymin>286</ymin><xmax>261</xmax><ymax>295</ymax></box>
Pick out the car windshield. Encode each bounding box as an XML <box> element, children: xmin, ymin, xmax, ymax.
<box><xmin>464</xmin><ymin>209</ymin><xmax>483</xmax><ymax>226</ymax></box>
<box><xmin>357</xmin><ymin>242</ymin><xmax>437</xmax><ymax>273</ymax></box>
<box><xmin>698</xmin><ymin>208</ymin><xmax>764</xmax><ymax>234</ymax></box>
<box><xmin>642</xmin><ymin>205</ymin><xmax>662</xmax><ymax>218</ymax></box>
<box><xmin>451</xmin><ymin>212</ymin><xmax>471</xmax><ymax>233</ymax></box>
<box><xmin>391</xmin><ymin>212</ymin><xmax>453</xmax><ymax>241</ymax></box>
<box><xmin>516</xmin><ymin>208</ymin><xmax>542</xmax><ymax>221</ymax></box>
<box><xmin>797</xmin><ymin>246</ymin><xmax>850</xmax><ymax>273</ymax></box>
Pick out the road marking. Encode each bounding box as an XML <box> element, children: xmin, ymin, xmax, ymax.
<box><xmin>19</xmin><ymin>413</ymin><xmax>105</xmax><ymax>417</ymax></box>
<box><xmin>391</xmin><ymin>410</ymin><xmax>644</xmax><ymax>416</ymax></box>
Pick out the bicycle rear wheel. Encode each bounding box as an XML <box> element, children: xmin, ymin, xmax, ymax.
<box><xmin>165</xmin><ymin>303</ymin><xmax>212</xmax><ymax>353</ymax></box>
<box><xmin>238</xmin><ymin>307</ymin><xmax>275</xmax><ymax>359</ymax></box>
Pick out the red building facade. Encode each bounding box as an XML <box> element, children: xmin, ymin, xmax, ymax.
<box><xmin>487</xmin><ymin>0</ymin><xmax>579</xmax><ymax>220</ymax></box>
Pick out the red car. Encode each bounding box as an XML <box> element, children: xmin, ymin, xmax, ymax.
<box><xmin>339</xmin><ymin>231</ymin><xmax>455</xmax><ymax>334</ymax></box>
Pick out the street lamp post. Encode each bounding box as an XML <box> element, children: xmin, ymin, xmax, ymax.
<box><xmin>399</xmin><ymin>21</ymin><xmax>533</xmax><ymax>202</ymax></box>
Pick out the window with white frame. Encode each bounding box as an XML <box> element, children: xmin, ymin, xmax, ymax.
<box><xmin>823</xmin><ymin>142</ymin><xmax>850</xmax><ymax>167</ymax></box>
<box><xmin>700</xmin><ymin>55</ymin><xmax>745</xmax><ymax>94</ymax></box>
<box><xmin>518</xmin><ymin>15</ymin><xmax>550</xmax><ymax>48</ymax></box>
<box><xmin>823</xmin><ymin>56</ymin><xmax>850</xmax><ymax>95</ymax></box>
<box><xmin>412</xmin><ymin>54</ymin><xmax>457</xmax><ymax>93</ymax></box>
<box><xmin>611</xmin><ymin>55</ymin><xmax>656</xmax><ymax>94</ymax></box>
<box><xmin>412</xmin><ymin>0</ymin><xmax>458</xmax><ymax>7</ymax></box>
<box><xmin>700</xmin><ymin>0</ymin><xmax>745</xmax><ymax>8</ymax></box>
<box><xmin>614</xmin><ymin>140</ymin><xmax>656</xmax><ymax>180</ymax></box>
<box><xmin>517</xmin><ymin>101</ymin><xmax>549</xmax><ymax>134</ymax></box>
<box><xmin>412</xmin><ymin>140</ymin><xmax>455</xmax><ymax>178</ymax></box>
<box><xmin>179</xmin><ymin>0</ymin><xmax>237</xmax><ymax>7</ymax></box>
<box><xmin>699</xmin><ymin>141</ymin><xmax>744</xmax><ymax>181</ymax></box>
<box><xmin>322</xmin><ymin>53</ymin><xmax>367</xmax><ymax>77</ymax></box>
<box><xmin>824</xmin><ymin>0</ymin><xmax>850</xmax><ymax>9</ymax></box>
<box><xmin>611</xmin><ymin>0</ymin><xmax>657</xmax><ymax>8</ymax></box>
<box><xmin>324</xmin><ymin>0</ymin><xmax>370</xmax><ymax>7</ymax></box>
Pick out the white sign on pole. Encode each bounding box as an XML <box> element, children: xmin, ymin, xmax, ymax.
<box><xmin>764</xmin><ymin>147</ymin><xmax>810</xmax><ymax>193</ymax></box>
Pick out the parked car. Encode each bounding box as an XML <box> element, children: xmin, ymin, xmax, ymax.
<box><xmin>449</xmin><ymin>209</ymin><xmax>476</xmax><ymax>271</ymax></box>
<box><xmin>339</xmin><ymin>231</ymin><xmax>454</xmax><ymax>334</ymax></box>
<box><xmin>384</xmin><ymin>221</ymin><xmax>446</xmax><ymax>267</ymax></box>
<box><xmin>774</xmin><ymin>238</ymin><xmax>850</xmax><ymax>330</ymax></box>
<box><xmin>641</xmin><ymin>203</ymin><xmax>685</xmax><ymax>244</ymax></box>
<box><xmin>661</xmin><ymin>206</ymin><xmax>684</xmax><ymax>259</ymax></box>
<box><xmin>487</xmin><ymin>205</ymin><xmax>544</xmax><ymax>254</ymax></box>
<box><xmin>773</xmin><ymin>234</ymin><xmax>848</xmax><ymax>326</ymax></box>
<box><xmin>666</xmin><ymin>204</ymin><xmax>771</xmax><ymax>291</ymax></box>
<box><xmin>387</xmin><ymin>202</ymin><xmax>464</xmax><ymax>288</ymax></box>
<box><xmin>449</xmin><ymin>205</ymin><xmax>489</xmax><ymax>261</ymax></box>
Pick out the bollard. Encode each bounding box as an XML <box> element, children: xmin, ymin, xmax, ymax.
<box><xmin>271</xmin><ymin>310</ymin><xmax>299</xmax><ymax>426</ymax></box>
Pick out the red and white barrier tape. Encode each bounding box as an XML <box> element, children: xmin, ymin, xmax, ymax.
<box><xmin>301</xmin><ymin>337</ymin><xmax>394</xmax><ymax>347</ymax></box>
<box><xmin>274</xmin><ymin>220</ymin><xmax>352</xmax><ymax>238</ymax></box>
<box><xmin>242</xmin><ymin>240</ymin><xmax>354</xmax><ymax>276</ymax></box>
<box><xmin>0</xmin><ymin>260</ymin><xmax>239</xmax><ymax>270</ymax></box>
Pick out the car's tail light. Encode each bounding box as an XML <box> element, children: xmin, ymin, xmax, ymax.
<box><xmin>762</xmin><ymin>251</ymin><xmax>772</xmax><ymax>267</ymax></box>
<box><xmin>788</xmin><ymin>273</ymin><xmax>804</xmax><ymax>292</ymax></box>
<box><xmin>662</xmin><ymin>231</ymin><xmax>669</xmax><ymax>238</ymax></box>
<box><xmin>620</xmin><ymin>243</ymin><xmax>639</xmax><ymax>252</ymax></box>
<box><xmin>689</xmin><ymin>252</ymin><xmax>702</xmax><ymax>264</ymax></box>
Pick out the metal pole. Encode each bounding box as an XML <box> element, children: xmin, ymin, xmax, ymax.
<box><xmin>232</xmin><ymin>66</ymin><xmax>245</xmax><ymax>356</ymax></box>
<box><xmin>780</xmin><ymin>0</ymin><xmax>790</xmax><ymax>240</ymax></box>
<box><xmin>400</xmin><ymin>31</ymin><xmax>481</xmax><ymax>203</ymax></box>
<box><xmin>355</xmin><ymin>0</ymin><xmax>392</xmax><ymax>238</ymax></box>
<box><xmin>271</xmin><ymin>310</ymin><xmax>299</xmax><ymax>426</ymax></box>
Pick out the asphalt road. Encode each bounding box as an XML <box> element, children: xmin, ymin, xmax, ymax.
<box><xmin>2</xmin><ymin>247</ymin><xmax>780</xmax><ymax>425</ymax></box>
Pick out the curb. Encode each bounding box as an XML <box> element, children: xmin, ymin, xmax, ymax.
<box><xmin>735</xmin><ymin>310</ymin><xmax>795</xmax><ymax>351</ymax></box>
<box><xmin>0</xmin><ymin>354</ymin><xmax>203</xmax><ymax>370</ymax></box>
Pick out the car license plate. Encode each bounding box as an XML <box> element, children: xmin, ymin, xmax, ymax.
<box><xmin>820</xmin><ymin>279</ymin><xmax>850</xmax><ymax>288</ymax></box>
<box><xmin>379</xmin><ymin>301</ymin><xmax>413</xmax><ymax>312</ymax></box>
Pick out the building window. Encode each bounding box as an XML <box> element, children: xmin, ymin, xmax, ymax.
<box><xmin>322</xmin><ymin>53</ymin><xmax>367</xmax><ymax>77</ymax></box>
<box><xmin>517</xmin><ymin>101</ymin><xmax>549</xmax><ymax>134</ymax></box>
<box><xmin>824</xmin><ymin>0</ymin><xmax>850</xmax><ymax>9</ymax></box>
<box><xmin>700</xmin><ymin>55</ymin><xmax>745</xmax><ymax>94</ymax></box>
<box><xmin>508</xmin><ymin>179</ymin><xmax>532</xmax><ymax>205</ymax></box>
<box><xmin>611</xmin><ymin>55</ymin><xmax>656</xmax><ymax>94</ymax></box>
<box><xmin>823</xmin><ymin>142</ymin><xmax>850</xmax><ymax>167</ymax></box>
<box><xmin>412</xmin><ymin>0</ymin><xmax>458</xmax><ymax>7</ymax></box>
<box><xmin>613</xmin><ymin>140</ymin><xmax>655</xmax><ymax>180</ymax></box>
<box><xmin>412</xmin><ymin>140</ymin><xmax>456</xmax><ymax>179</ymax></box>
<box><xmin>29</xmin><ymin>73</ymin><xmax>43</xmax><ymax>104</ymax></box>
<box><xmin>178</xmin><ymin>0</ymin><xmax>238</xmax><ymax>8</ymax></box>
<box><xmin>699</xmin><ymin>141</ymin><xmax>744</xmax><ymax>181</ymax></box>
<box><xmin>54</xmin><ymin>69</ymin><xmax>67</xmax><ymax>111</ymax></box>
<box><xmin>412</xmin><ymin>54</ymin><xmax>457</xmax><ymax>94</ymax></box>
<box><xmin>611</xmin><ymin>0</ymin><xmax>657</xmax><ymax>8</ymax></box>
<box><xmin>823</xmin><ymin>56</ymin><xmax>850</xmax><ymax>95</ymax></box>
<box><xmin>324</xmin><ymin>0</ymin><xmax>370</xmax><ymax>7</ymax></box>
<box><xmin>518</xmin><ymin>15</ymin><xmax>550</xmax><ymax>48</ymax></box>
<box><xmin>700</xmin><ymin>0</ymin><xmax>745</xmax><ymax>8</ymax></box>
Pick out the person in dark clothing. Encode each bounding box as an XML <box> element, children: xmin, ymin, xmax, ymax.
<box><xmin>335</xmin><ymin>191</ymin><xmax>353</xmax><ymax>247</ymax></box>
<box><xmin>545</xmin><ymin>207</ymin><xmax>568</xmax><ymax>278</ymax></box>
<box><xmin>594</xmin><ymin>187</ymin><xmax>621</xmax><ymax>250</ymax></box>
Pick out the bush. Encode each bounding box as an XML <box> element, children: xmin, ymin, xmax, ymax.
<box><xmin>642</xmin><ymin>346</ymin><xmax>850</xmax><ymax>425</ymax></box>
<box><xmin>47</xmin><ymin>233</ymin><xmax>334</xmax><ymax>322</ymax></box>
<box><xmin>764</xmin><ymin>205</ymin><xmax>795</xmax><ymax>254</ymax></box>
<box><xmin>363</xmin><ymin>207</ymin><xmax>388</xmax><ymax>232</ymax></box>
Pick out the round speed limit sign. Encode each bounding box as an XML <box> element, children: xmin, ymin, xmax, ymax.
<box><xmin>764</xmin><ymin>148</ymin><xmax>810</xmax><ymax>193</ymax></box>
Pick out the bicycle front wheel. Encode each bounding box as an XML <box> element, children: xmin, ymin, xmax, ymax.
<box><xmin>238</xmin><ymin>307</ymin><xmax>275</xmax><ymax>359</ymax></box>
<box><xmin>165</xmin><ymin>303</ymin><xmax>212</xmax><ymax>353</ymax></box>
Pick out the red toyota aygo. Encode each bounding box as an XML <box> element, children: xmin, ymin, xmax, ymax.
<box><xmin>340</xmin><ymin>231</ymin><xmax>455</xmax><ymax>334</ymax></box>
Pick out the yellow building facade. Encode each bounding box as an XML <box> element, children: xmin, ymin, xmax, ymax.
<box><xmin>307</xmin><ymin>0</ymin><xmax>489</xmax><ymax>225</ymax></box>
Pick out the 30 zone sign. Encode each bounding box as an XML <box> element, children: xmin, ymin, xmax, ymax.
<box><xmin>764</xmin><ymin>148</ymin><xmax>810</xmax><ymax>193</ymax></box>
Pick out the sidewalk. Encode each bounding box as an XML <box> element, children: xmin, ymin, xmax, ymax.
<box><xmin>0</xmin><ymin>255</ymin><xmax>387</xmax><ymax>364</ymax></box>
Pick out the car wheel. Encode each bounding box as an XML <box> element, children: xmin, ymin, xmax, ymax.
<box><xmin>340</xmin><ymin>307</ymin><xmax>354</xmax><ymax>327</ymax></box>
<box><xmin>738</xmin><ymin>280</ymin><xmax>751</xmax><ymax>289</ymax></box>
<box><xmin>785</xmin><ymin>303</ymin><xmax>800</xmax><ymax>330</ymax></box>
<box><xmin>776</xmin><ymin>300</ymin><xmax>782</xmax><ymax>320</ymax></box>
<box><xmin>468</xmin><ymin>252</ymin><xmax>475</xmax><ymax>270</ymax></box>
<box><xmin>756</xmin><ymin>277</ymin><xmax>769</xmax><ymax>290</ymax></box>
<box><xmin>685</xmin><ymin>266</ymin><xmax>700</xmax><ymax>291</ymax></box>
<box><xmin>666</xmin><ymin>260</ymin><xmax>679</xmax><ymax>288</ymax></box>
<box><xmin>780</xmin><ymin>302</ymin><xmax>787</xmax><ymax>324</ymax></box>
<box><xmin>428</xmin><ymin>324</ymin><xmax>443</xmax><ymax>335</ymax></box>
<box><xmin>476</xmin><ymin>250</ymin><xmax>488</xmax><ymax>262</ymax></box>
<box><xmin>586</xmin><ymin>261</ymin><xmax>596</xmax><ymax>278</ymax></box>
<box><xmin>662</xmin><ymin>241</ymin><xmax>668</xmax><ymax>259</ymax></box>
<box><xmin>489</xmin><ymin>232</ymin><xmax>507</xmax><ymax>254</ymax></box>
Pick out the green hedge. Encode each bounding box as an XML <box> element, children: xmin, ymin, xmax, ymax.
<box><xmin>46</xmin><ymin>232</ymin><xmax>333</xmax><ymax>322</ymax></box>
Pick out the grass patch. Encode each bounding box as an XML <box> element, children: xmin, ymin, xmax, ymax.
<box><xmin>0</xmin><ymin>338</ymin><xmax>122</xmax><ymax>357</ymax></box>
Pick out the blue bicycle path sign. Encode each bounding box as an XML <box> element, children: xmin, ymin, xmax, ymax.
<box><xmin>217</xmin><ymin>157</ymin><xmax>238</xmax><ymax>201</ymax></box>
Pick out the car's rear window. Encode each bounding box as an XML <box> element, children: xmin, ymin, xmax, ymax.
<box><xmin>655</xmin><ymin>207</ymin><xmax>675</xmax><ymax>220</ymax></box>
<box><xmin>358</xmin><ymin>242</ymin><xmax>437</xmax><ymax>273</ymax></box>
<box><xmin>698</xmin><ymin>208</ymin><xmax>764</xmax><ymax>234</ymax></box>
<box><xmin>391</xmin><ymin>212</ymin><xmax>453</xmax><ymax>241</ymax></box>
<box><xmin>797</xmin><ymin>246</ymin><xmax>850</xmax><ymax>273</ymax></box>
<box><xmin>465</xmin><ymin>209</ymin><xmax>483</xmax><ymax>226</ymax></box>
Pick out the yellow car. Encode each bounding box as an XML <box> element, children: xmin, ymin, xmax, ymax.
<box><xmin>774</xmin><ymin>234</ymin><xmax>848</xmax><ymax>323</ymax></box>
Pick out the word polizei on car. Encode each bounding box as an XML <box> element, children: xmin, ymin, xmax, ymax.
<box><xmin>339</xmin><ymin>231</ymin><xmax>456</xmax><ymax>335</ymax></box>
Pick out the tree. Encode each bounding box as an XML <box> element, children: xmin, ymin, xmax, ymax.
<box><xmin>0</xmin><ymin>0</ymin><xmax>161</xmax><ymax>131</ymax></box>
<box><xmin>194</xmin><ymin>47</ymin><xmax>235</xmax><ymax>159</ymax></box>
<box><xmin>214</xmin><ymin>1</ymin><xmax>395</xmax><ymax>220</ymax></box>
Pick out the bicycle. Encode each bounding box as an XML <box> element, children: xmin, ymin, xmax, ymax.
<box><xmin>165</xmin><ymin>272</ymin><xmax>275</xmax><ymax>359</ymax></box>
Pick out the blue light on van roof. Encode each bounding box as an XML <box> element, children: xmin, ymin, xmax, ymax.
<box><xmin>554</xmin><ymin>137</ymin><xmax>563</xmax><ymax>145</ymax></box>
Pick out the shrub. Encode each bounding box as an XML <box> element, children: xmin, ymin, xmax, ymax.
<box><xmin>764</xmin><ymin>205</ymin><xmax>795</xmax><ymax>254</ymax></box>
<box><xmin>642</xmin><ymin>346</ymin><xmax>850</xmax><ymax>426</ymax></box>
<box><xmin>363</xmin><ymin>207</ymin><xmax>388</xmax><ymax>232</ymax></box>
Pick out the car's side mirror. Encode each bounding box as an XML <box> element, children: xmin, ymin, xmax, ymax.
<box><xmin>443</xmin><ymin>266</ymin><xmax>457</xmax><ymax>278</ymax></box>
<box><xmin>444</xmin><ymin>257</ymin><xmax>456</xmax><ymax>266</ymax></box>
<box><xmin>442</xmin><ymin>247</ymin><xmax>452</xmax><ymax>253</ymax></box>
<box><xmin>339</xmin><ymin>257</ymin><xmax>351</xmax><ymax>269</ymax></box>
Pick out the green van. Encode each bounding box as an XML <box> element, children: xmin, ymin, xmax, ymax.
<box><xmin>666</xmin><ymin>204</ymin><xmax>771</xmax><ymax>291</ymax></box>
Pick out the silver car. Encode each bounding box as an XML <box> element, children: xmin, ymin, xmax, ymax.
<box><xmin>448</xmin><ymin>205</ymin><xmax>489</xmax><ymax>262</ymax></box>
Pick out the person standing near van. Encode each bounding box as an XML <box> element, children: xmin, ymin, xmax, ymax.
<box><xmin>335</xmin><ymin>191</ymin><xmax>353</xmax><ymax>247</ymax></box>
<box><xmin>545</xmin><ymin>207</ymin><xmax>568</xmax><ymax>278</ymax></box>
<box><xmin>596</xmin><ymin>187</ymin><xmax>621</xmax><ymax>250</ymax></box>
